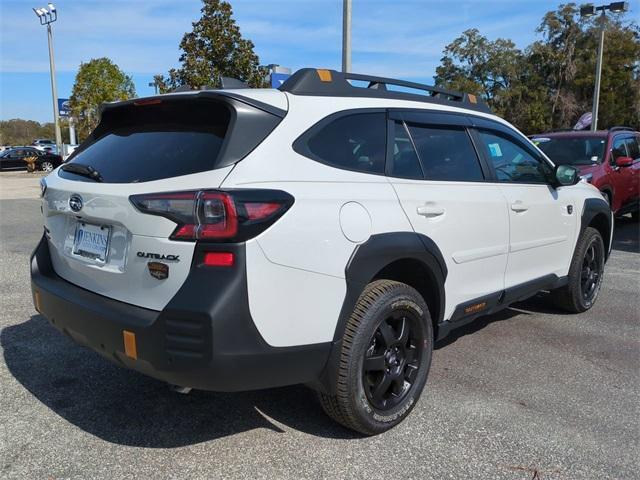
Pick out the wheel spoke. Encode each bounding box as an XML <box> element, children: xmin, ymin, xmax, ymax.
<box><xmin>404</xmin><ymin>365</ymin><xmax>418</xmax><ymax>383</ymax></box>
<box><xmin>378</xmin><ymin>320</ymin><xmax>396</xmax><ymax>347</ymax></box>
<box><xmin>371</xmin><ymin>372</ymin><xmax>392</xmax><ymax>403</ymax></box>
<box><xmin>397</xmin><ymin>317</ymin><xmax>410</xmax><ymax>345</ymax></box>
<box><xmin>391</xmin><ymin>375</ymin><xmax>405</xmax><ymax>395</ymax></box>
<box><xmin>405</xmin><ymin>347</ymin><xmax>417</xmax><ymax>364</ymax></box>
<box><xmin>364</xmin><ymin>354</ymin><xmax>386</xmax><ymax>372</ymax></box>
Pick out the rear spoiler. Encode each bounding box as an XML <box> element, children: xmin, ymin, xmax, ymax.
<box><xmin>99</xmin><ymin>90</ymin><xmax>287</xmax><ymax>120</ymax></box>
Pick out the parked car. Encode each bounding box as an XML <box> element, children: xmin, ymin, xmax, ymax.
<box><xmin>32</xmin><ymin>138</ymin><xmax>55</xmax><ymax>148</ymax></box>
<box><xmin>31</xmin><ymin>68</ymin><xmax>612</xmax><ymax>435</ymax></box>
<box><xmin>0</xmin><ymin>147</ymin><xmax>62</xmax><ymax>172</ymax></box>
<box><xmin>530</xmin><ymin>128</ymin><xmax>639</xmax><ymax>219</ymax></box>
<box><xmin>33</xmin><ymin>139</ymin><xmax>59</xmax><ymax>155</ymax></box>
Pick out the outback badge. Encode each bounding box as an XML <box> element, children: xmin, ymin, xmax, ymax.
<box><xmin>148</xmin><ymin>262</ymin><xmax>169</xmax><ymax>280</ymax></box>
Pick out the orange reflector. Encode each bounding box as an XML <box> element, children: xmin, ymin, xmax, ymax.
<box><xmin>316</xmin><ymin>69</ymin><xmax>332</xmax><ymax>82</ymax></box>
<box><xmin>34</xmin><ymin>290</ymin><xmax>41</xmax><ymax>313</ymax></box>
<box><xmin>464</xmin><ymin>301</ymin><xmax>487</xmax><ymax>314</ymax></box>
<box><xmin>467</xmin><ymin>94</ymin><xmax>478</xmax><ymax>104</ymax></box>
<box><xmin>123</xmin><ymin>330</ymin><xmax>138</xmax><ymax>359</ymax></box>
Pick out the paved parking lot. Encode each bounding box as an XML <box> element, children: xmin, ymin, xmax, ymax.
<box><xmin>0</xmin><ymin>172</ymin><xmax>638</xmax><ymax>479</ymax></box>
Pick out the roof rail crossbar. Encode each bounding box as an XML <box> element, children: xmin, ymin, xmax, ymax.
<box><xmin>279</xmin><ymin>68</ymin><xmax>491</xmax><ymax>113</ymax></box>
<box><xmin>609</xmin><ymin>126</ymin><xmax>633</xmax><ymax>132</ymax></box>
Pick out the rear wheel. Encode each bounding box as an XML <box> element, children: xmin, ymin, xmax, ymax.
<box><xmin>318</xmin><ymin>280</ymin><xmax>433</xmax><ymax>435</ymax></box>
<box><xmin>40</xmin><ymin>161</ymin><xmax>54</xmax><ymax>172</ymax></box>
<box><xmin>552</xmin><ymin>227</ymin><xmax>605</xmax><ymax>313</ymax></box>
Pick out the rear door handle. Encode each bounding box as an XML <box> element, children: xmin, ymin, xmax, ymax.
<box><xmin>510</xmin><ymin>201</ymin><xmax>528</xmax><ymax>212</ymax></box>
<box><xmin>417</xmin><ymin>204</ymin><xmax>445</xmax><ymax>217</ymax></box>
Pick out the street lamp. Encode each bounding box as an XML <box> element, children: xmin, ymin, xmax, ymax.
<box><xmin>342</xmin><ymin>0</ymin><xmax>352</xmax><ymax>72</ymax></box>
<box><xmin>32</xmin><ymin>3</ymin><xmax>62</xmax><ymax>154</ymax></box>
<box><xmin>580</xmin><ymin>2</ymin><xmax>629</xmax><ymax>131</ymax></box>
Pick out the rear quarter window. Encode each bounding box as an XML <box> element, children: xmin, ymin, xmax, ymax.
<box><xmin>297</xmin><ymin>112</ymin><xmax>387</xmax><ymax>175</ymax></box>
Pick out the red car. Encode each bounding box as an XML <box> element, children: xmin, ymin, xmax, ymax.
<box><xmin>531</xmin><ymin>127</ymin><xmax>640</xmax><ymax>219</ymax></box>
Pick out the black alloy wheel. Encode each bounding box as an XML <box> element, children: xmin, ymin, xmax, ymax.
<box><xmin>363</xmin><ymin>310</ymin><xmax>422</xmax><ymax>411</ymax></box>
<box><xmin>580</xmin><ymin>238</ymin><xmax>603</xmax><ymax>303</ymax></box>
<box><xmin>317</xmin><ymin>280</ymin><xmax>433</xmax><ymax>435</ymax></box>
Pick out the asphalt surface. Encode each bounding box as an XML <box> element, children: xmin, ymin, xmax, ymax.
<box><xmin>1</xmin><ymin>172</ymin><xmax>638</xmax><ymax>479</ymax></box>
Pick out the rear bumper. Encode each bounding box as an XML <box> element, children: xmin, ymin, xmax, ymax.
<box><xmin>30</xmin><ymin>235</ymin><xmax>331</xmax><ymax>391</ymax></box>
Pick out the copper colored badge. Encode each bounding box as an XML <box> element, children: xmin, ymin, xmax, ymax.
<box><xmin>148</xmin><ymin>262</ymin><xmax>169</xmax><ymax>280</ymax></box>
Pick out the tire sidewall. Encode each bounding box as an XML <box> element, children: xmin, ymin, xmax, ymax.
<box><xmin>347</xmin><ymin>285</ymin><xmax>433</xmax><ymax>433</ymax></box>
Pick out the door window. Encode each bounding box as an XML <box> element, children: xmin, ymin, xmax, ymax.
<box><xmin>390</xmin><ymin>121</ymin><xmax>423</xmax><ymax>179</ymax></box>
<box><xmin>405</xmin><ymin>124</ymin><xmax>484</xmax><ymax>181</ymax></box>
<box><xmin>611</xmin><ymin>137</ymin><xmax>628</xmax><ymax>161</ymax></box>
<box><xmin>477</xmin><ymin>130</ymin><xmax>552</xmax><ymax>184</ymax></box>
<box><xmin>306</xmin><ymin>113</ymin><xmax>387</xmax><ymax>174</ymax></box>
<box><xmin>624</xmin><ymin>136</ymin><xmax>639</xmax><ymax>160</ymax></box>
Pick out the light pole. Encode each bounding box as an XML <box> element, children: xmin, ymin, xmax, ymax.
<box><xmin>342</xmin><ymin>0</ymin><xmax>352</xmax><ymax>73</ymax></box>
<box><xmin>580</xmin><ymin>2</ymin><xmax>629</xmax><ymax>131</ymax></box>
<box><xmin>32</xmin><ymin>4</ymin><xmax>62</xmax><ymax>153</ymax></box>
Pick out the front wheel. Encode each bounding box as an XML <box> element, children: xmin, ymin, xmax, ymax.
<box><xmin>318</xmin><ymin>280</ymin><xmax>433</xmax><ymax>435</ymax></box>
<box><xmin>551</xmin><ymin>227</ymin><xmax>605</xmax><ymax>313</ymax></box>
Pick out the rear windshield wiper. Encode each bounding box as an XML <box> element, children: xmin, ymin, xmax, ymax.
<box><xmin>61</xmin><ymin>163</ymin><xmax>103</xmax><ymax>182</ymax></box>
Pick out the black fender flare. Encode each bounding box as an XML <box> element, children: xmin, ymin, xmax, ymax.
<box><xmin>313</xmin><ymin>232</ymin><xmax>447</xmax><ymax>393</ymax></box>
<box><xmin>580</xmin><ymin>197</ymin><xmax>612</xmax><ymax>259</ymax></box>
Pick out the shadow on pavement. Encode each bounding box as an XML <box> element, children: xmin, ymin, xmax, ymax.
<box><xmin>1</xmin><ymin>315</ymin><xmax>360</xmax><ymax>447</ymax></box>
<box><xmin>612</xmin><ymin>216</ymin><xmax>639</xmax><ymax>253</ymax></box>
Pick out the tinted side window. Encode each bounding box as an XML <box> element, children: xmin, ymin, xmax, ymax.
<box><xmin>390</xmin><ymin>121</ymin><xmax>423</xmax><ymax>179</ymax></box>
<box><xmin>611</xmin><ymin>137</ymin><xmax>628</xmax><ymax>161</ymax></box>
<box><xmin>406</xmin><ymin>124</ymin><xmax>484</xmax><ymax>181</ymax></box>
<box><xmin>624</xmin><ymin>136</ymin><xmax>639</xmax><ymax>160</ymax></box>
<box><xmin>477</xmin><ymin>130</ymin><xmax>551</xmax><ymax>184</ymax></box>
<box><xmin>306</xmin><ymin>113</ymin><xmax>386</xmax><ymax>174</ymax></box>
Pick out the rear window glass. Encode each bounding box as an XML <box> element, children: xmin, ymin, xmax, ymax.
<box><xmin>305</xmin><ymin>113</ymin><xmax>386</xmax><ymax>175</ymax></box>
<box><xmin>60</xmin><ymin>99</ymin><xmax>230</xmax><ymax>183</ymax></box>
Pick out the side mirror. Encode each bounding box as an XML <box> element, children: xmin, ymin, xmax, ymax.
<box><xmin>554</xmin><ymin>164</ymin><xmax>579</xmax><ymax>186</ymax></box>
<box><xmin>615</xmin><ymin>156</ymin><xmax>633</xmax><ymax>168</ymax></box>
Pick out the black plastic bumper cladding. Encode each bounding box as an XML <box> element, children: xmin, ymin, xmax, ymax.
<box><xmin>30</xmin><ymin>235</ymin><xmax>330</xmax><ymax>392</ymax></box>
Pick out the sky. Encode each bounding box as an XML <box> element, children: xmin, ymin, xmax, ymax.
<box><xmin>1</xmin><ymin>0</ymin><xmax>638</xmax><ymax>123</ymax></box>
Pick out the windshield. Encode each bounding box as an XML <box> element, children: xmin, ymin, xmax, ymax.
<box><xmin>531</xmin><ymin>136</ymin><xmax>606</xmax><ymax>166</ymax></box>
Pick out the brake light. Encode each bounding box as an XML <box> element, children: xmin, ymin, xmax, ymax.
<box><xmin>130</xmin><ymin>189</ymin><xmax>294</xmax><ymax>242</ymax></box>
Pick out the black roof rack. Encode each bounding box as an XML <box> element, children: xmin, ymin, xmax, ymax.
<box><xmin>609</xmin><ymin>126</ymin><xmax>634</xmax><ymax>132</ymax></box>
<box><xmin>278</xmin><ymin>68</ymin><xmax>491</xmax><ymax>113</ymax></box>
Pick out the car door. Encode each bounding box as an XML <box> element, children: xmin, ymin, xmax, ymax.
<box><xmin>609</xmin><ymin>135</ymin><xmax>634</xmax><ymax>211</ymax></box>
<box><xmin>8</xmin><ymin>149</ymin><xmax>25</xmax><ymax>168</ymax></box>
<box><xmin>625</xmin><ymin>135</ymin><xmax>640</xmax><ymax>206</ymax></box>
<box><xmin>387</xmin><ymin>111</ymin><xmax>509</xmax><ymax>320</ymax></box>
<box><xmin>472</xmin><ymin>124</ymin><xmax>576</xmax><ymax>288</ymax></box>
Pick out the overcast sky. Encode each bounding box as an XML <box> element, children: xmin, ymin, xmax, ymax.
<box><xmin>1</xmin><ymin>0</ymin><xmax>638</xmax><ymax>122</ymax></box>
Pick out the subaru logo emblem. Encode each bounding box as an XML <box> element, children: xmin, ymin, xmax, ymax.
<box><xmin>69</xmin><ymin>194</ymin><xmax>83</xmax><ymax>212</ymax></box>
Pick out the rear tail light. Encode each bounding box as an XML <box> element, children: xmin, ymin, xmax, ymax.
<box><xmin>130</xmin><ymin>189</ymin><xmax>294</xmax><ymax>242</ymax></box>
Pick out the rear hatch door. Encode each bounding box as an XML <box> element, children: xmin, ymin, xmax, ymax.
<box><xmin>43</xmin><ymin>91</ymin><xmax>285</xmax><ymax>311</ymax></box>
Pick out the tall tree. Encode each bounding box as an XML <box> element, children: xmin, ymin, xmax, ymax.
<box><xmin>434</xmin><ymin>3</ymin><xmax>640</xmax><ymax>133</ymax></box>
<box><xmin>69</xmin><ymin>58</ymin><xmax>136</xmax><ymax>141</ymax></box>
<box><xmin>161</xmin><ymin>0</ymin><xmax>267</xmax><ymax>90</ymax></box>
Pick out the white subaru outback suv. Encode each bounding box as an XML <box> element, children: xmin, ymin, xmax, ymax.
<box><xmin>31</xmin><ymin>68</ymin><xmax>612</xmax><ymax>435</ymax></box>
